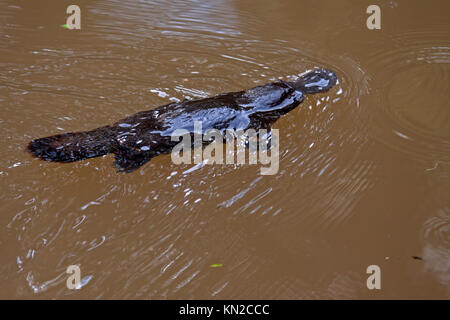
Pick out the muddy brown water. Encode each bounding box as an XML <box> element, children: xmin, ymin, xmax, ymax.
<box><xmin>0</xmin><ymin>0</ymin><xmax>449</xmax><ymax>299</ymax></box>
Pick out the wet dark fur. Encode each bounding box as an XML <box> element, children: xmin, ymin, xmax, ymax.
<box><xmin>28</xmin><ymin>69</ymin><xmax>337</xmax><ymax>172</ymax></box>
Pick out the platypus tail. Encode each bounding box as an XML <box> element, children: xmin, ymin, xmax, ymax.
<box><xmin>27</xmin><ymin>125</ymin><xmax>118</xmax><ymax>162</ymax></box>
<box><xmin>289</xmin><ymin>68</ymin><xmax>338</xmax><ymax>94</ymax></box>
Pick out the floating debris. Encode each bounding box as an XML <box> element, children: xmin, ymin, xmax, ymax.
<box><xmin>210</xmin><ymin>264</ymin><xmax>223</xmax><ymax>268</ymax></box>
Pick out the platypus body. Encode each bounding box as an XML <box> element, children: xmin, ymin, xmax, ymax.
<box><xmin>28</xmin><ymin>69</ymin><xmax>337</xmax><ymax>172</ymax></box>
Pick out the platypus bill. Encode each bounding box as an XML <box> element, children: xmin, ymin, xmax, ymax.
<box><xmin>27</xmin><ymin>69</ymin><xmax>337</xmax><ymax>172</ymax></box>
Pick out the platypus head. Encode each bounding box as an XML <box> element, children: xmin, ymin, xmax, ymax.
<box><xmin>289</xmin><ymin>69</ymin><xmax>338</xmax><ymax>94</ymax></box>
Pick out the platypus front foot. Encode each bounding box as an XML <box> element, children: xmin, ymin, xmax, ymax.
<box><xmin>113</xmin><ymin>149</ymin><xmax>154</xmax><ymax>173</ymax></box>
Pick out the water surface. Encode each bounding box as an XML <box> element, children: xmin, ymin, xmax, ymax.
<box><xmin>0</xmin><ymin>0</ymin><xmax>449</xmax><ymax>298</ymax></box>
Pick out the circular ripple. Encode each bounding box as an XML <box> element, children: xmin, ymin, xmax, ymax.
<box><xmin>422</xmin><ymin>210</ymin><xmax>450</xmax><ymax>287</ymax></box>
<box><xmin>365</xmin><ymin>30</ymin><xmax>450</xmax><ymax>162</ymax></box>
<box><xmin>388</xmin><ymin>64</ymin><xmax>450</xmax><ymax>139</ymax></box>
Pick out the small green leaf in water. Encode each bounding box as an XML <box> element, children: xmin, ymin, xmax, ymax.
<box><xmin>210</xmin><ymin>264</ymin><xmax>223</xmax><ymax>268</ymax></box>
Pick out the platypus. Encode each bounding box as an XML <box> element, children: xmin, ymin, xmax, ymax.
<box><xmin>27</xmin><ymin>69</ymin><xmax>337</xmax><ymax>172</ymax></box>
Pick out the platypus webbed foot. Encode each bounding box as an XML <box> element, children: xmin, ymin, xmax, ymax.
<box><xmin>113</xmin><ymin>149</ymin><xmax>154</xmax><ymax>173</ymax></box>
